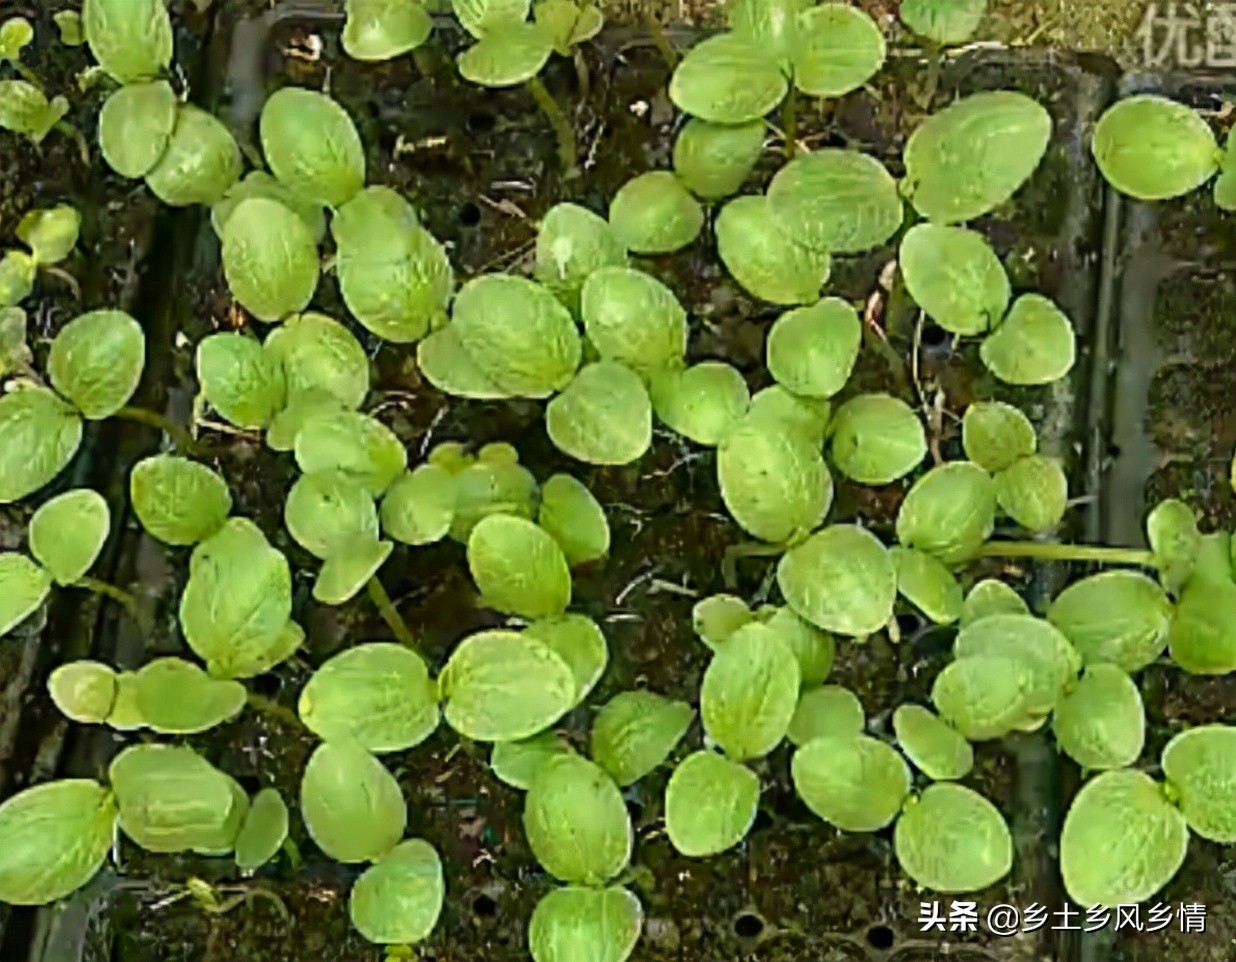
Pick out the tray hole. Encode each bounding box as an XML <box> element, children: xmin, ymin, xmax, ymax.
<box><xmin>459</xmin><ymin>202</ymin><xmax>482</xmax><ymax>227</ymax></box>
<box><xmin>249</xmin><ymin>673</ymin><xmax>282</xmax><ymax>698</ymax></box>
<box><xmin>625</xmin><ymin>798</ymin><xmax>644</xmax><ymax>823</ymax></box>
<box><xmin>920</xmin><ymin>323</ymin><xmax>950</xmax><ymax>348</ymax></box>
<box><xmin>866</xmin><ymin>924</ymin><xmax>895</xmax><ymax>950</ymax></box>
<box><xmin>472</xmin><ymin>893</ymin><xmax>498</xmax><ymax>917</ymax></box>
<box><xmin>733</xmin><ymin>912</ymin><xmax>764</xmax><ymax>939</ymax></box>
<box><xmin>749</xmin><ymin>808</ymin><xmax>773</xmax><ymax>835</ymax></box>
<box><xmin>236</xmin><ymin>774</ymin><xmax>262</xmax><ymax>795</ymax></box>
<box><xmin>895</xmin><ymin>612</ymin><xmax>921</xmax><ymax>637</ymax></box>
<box><xmin>468</xmin><ymin>111</ymin><xmax>496</xmax><ymax>133</ymax></box>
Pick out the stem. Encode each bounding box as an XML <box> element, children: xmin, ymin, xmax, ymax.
<box><xmin>113</xmin><ymin>405</ymin><xmax>200</xmax><ymax>455</ymax></box>
<box><xmin>977</xmin><ymin>541</ymin><xmax>1155</xmax><ymax>567</ymax></box>
<box><xmin>722</xmin><ymin>540</ymin><xmax>791</xmax><ymax>589</ymax></box>
<box><xmin>74</xmin><ymin>576</ymin><xmax>142</xmax><ymax>622</ymax></box>
<box><xmin>54</xmin><ymin>120</ymin><xmax>90</xmax><ymax>166</ymax></box>
<box><xmin>525</xmin><ymin>76</ymin><xmax>578</xmax><ymax>179</ymax></box>
<box><xmin>367</xmin><ymin>576</ymin><xmax>420</xmax><ymax>652</ymax></box>
<box><xmin>12</xmin><ymin>62</ymin><xmax>40</xmax><ymax>86</ymax></box>
<box><xmin>781</xmin><ymin>88</ymin><xmax>798</xmax><ymax>159</ymax></box>
<box><xmin>246</xmin><ymin>692</ymin><xmax>304</xmax><ymax>731</ymax></box>
<box><xmin>922</xmin><ymin>42</ymin><xmax>942</xmax><ymax>108</ymax></box>
<box><xmin>643</xmin><ymin>10</ymin><xmax>679</xmax><ymax>70</ymax></box>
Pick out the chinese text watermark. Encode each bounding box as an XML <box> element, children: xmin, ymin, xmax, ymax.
<box><xmin>918</xmin><ymin>900</ymin><xmax>1207</xmax><ymax>936</ymax></box>
<box><xmin>1137</xmin><ymin>2</ymin><xmax>1236</xmax><ymax>68</ymax></box>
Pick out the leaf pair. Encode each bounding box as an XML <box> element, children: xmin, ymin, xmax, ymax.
<box><xmin>0</xmin><ymin>204</ymin><xmax>81</xmax><ymax>308</ymax></box>
<box><xmin>454</xmin><ymin>0</ymin><xmax>602</xmax><ymax>88</ymax></box>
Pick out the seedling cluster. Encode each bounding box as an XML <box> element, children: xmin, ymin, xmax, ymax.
<box><xmin>2</xmin><ymin>0</ymin><xmax>1236</xmax><ymax>959</ymax></box>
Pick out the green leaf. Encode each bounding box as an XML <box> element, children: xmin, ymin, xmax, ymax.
<box><xmin>534</xmin><ymin>203</ymin><xmax>628</xmax><ymax>314</ymax></box>
<box><xmin>778</xmin><ymin>524</ymin><xmax>896</xmax><ymax>636</ymax></box>
<box><xmin>899</xmin><ymin>0</ymin><xmax>986</xmax><ymax>44</ymax></box>
<box><xmin>82</xmin><ymin>0</ymin><xmax>172</xmax><ymax>83</ymax></box>
<box><xmin>0</xmin><ymin>17</ymin><xmax>33</xmax><ymax>61</ymax></box>
<box><xmin>440</xmin><ymin>629</ymin><xmax>577</xmax><ymax>741</ymax></box>
<box><xmin>829</xmin><ymin>393</ymin><xmax>926</xmax><ymax>484</ymax></box>
<box><xmin>787</xmin><ymin>684</ymin><xmax>864</xmax><ymax>745</ymax></box>
<box><xmin>1168</xmin><ymin>532</ymin><xmax>1236</xmax><ymax>674</ymax></box>
<box><xmin>343</xmin><ymin>0</ymin><xmax>433</xmax><ymax>61</ymax></box>
<box><xmin>449</xmin><ymin>458</ymin><xmax>539</xmax><ymax>542</ymax></box>
<box><xmin>0</xmin><ymin>307</ymin><xmax>31</xmax><ymax>376</ymax></box>
<box><xmin>525</xmin><ymin>614</ymin><xmax>608</xmax><ymax>705</ymax></box>
<box><xmin>537</xmin><ymin>473</ymin><xmax>609</xmax><ymax>567</ymax></box>
<box><xmin>451</xmin><ymin>274</ymin><xmax>582</xmax><ymax>398</ymax></box>
<box><xmin>528</xmin><ymin>886</ymin><xmax>643</xmax><ymax>962</ymax></box>
<box><xmin>791</xmin><ymin>734</ymin><xmax>911</xmax><ymax>832</ymax></box>
<box><xmin>0</xmin><ymin>780</ymin><xmax>117</xmax><ymax>905</ymax></box>
<box><xmin>491</xmin><ymin>731</ymin><xmax>576</xmax><ymax>790</ymax></box>
<box><xmin>285</xmin><ymin>469</ymin><xmax>378</xmax><ymax>560</ymax></box>
<box><xmin>961</xmin><ymin>578</ymin><xmax>1028</xmax><ymax>626</ymax></box>
<box><xmin>29</xmin><ymin>488</ymin><xmax>108</xmax><ymax>586</ymax></box>
<box><xmin>673</xmin><ymin>119</ymin><xmax>765</xmax><ymax>201</ymax></box>
<box><xmin>260</xmin><ymin>87</ymin><xmax>365</xmax><ymax>207</ymax></box>
<box><xmin>893</xmin><ymin>704</ymin><xmax>973</xmax><ymax>780</ymax></box>
<box><xmin>980</xmin><ymin>293</ymin><xmax>1075</xmax><ymax>386</ymax></box>
<box><xmin>110</xmin><ymin>744</ymin><xmax>245</xmax><ymax>855</ymax></box>
<box><xmin>895</xmin><ymin>783</ymin><xmax>1012</xmax><ymax>892</ymax></box>
<box><xmin>591</xmin><ymin>691</ymin><xmax>693</xmax><ymax>787</ymax></box>
<box><xmin>133</xmin><ymin>657</ymin><xmax>248</xmax><ymax>735</ymax></box>
<box><xmin>701</xmin><ymin>622</ymin><xmax>800</xmax><ymax>761</ymax></box>
<box><xmin>961</xmin><ymin>400</ymin><xmax>1036</xmax><ymax>472</ymax></box>
<box><xmin>213</xmin><ymin>171</ymin><xmax>328</xmax><ymax>245</ymax></box>
<box><xmin>903</xmin><ymin>90</ymin><xmax>1052</xmax><ymax>224</ymax></box>
<box><xmin>145</xmin><ymin>105</ymin><xmax>242</xmax><ymax>207</ymax></box>
<box><xmin>179</xmin><ymin>518</ymin><xmax>297</xmax><ymax>679</ymax></box>
<box><xmin>649</xmin><ymin>362</ymin><xmax>749</xmax><ymax>446</ymax></box>
<box><xmin>931</xmin><ymin>654</ymin><xmax>1033</xmax><ymax>740</ymax></box>
<box><xmin>727</xmin><ymin>0</ymin><xmax>807</xmax><ymax>64</ymax></box>
<box><xmin>263</xmin><ymin>312</ymin><xmax>369</xmax><ymax>410</ymax></box>
<box><xmin>0</xmin><ymin>387</ymin><xmax>83</xmax><ymax>503</ymax></box>
<box><xmin>993</xmin><ymin>454</ymin><xmax>1068</xmax><ymax>532</ymax></box>
<box><xmin>953</xmin><ymin>613</ymin><xmax>1080</xmax><ymax>719</ymax></box>
<box><xmin>715</xmin><ymin>194</ymin><xmax>832</xmax><ymax>305</ymax></box>
<box><xmin>452</xmin><ymin>0</ymin><xmax>530</xmax><ymax>38</ymax></box>
<box><xmin>416</xmin><ymin>327</ymin><xmax>508</xmax><ymax>399</ymax></box>
<box><xmin>105</xmin><ymin>672</ymin><xmax>143</xmax><ymax>731</ymax></box>
<box><xmin>299</xmin><ymin>642</ymin><xmax>439</xmax><ymax>753</ymax></box>
<box><xmin>892</xmin><ymin>545</ymin><xmax>963</xmax><ymax>624</ymax></box>
<box><xmin>760</xmin><ymin>605</ymin><xmax>835</xmax><ymax>685</ymax></box>
<box><xmin>98</xmin><ymin>80</ymin><xmax>177</xmax><ymax>179</ymax></box>
<box><xmin>524</xmin><ymin>754</ymin><xmax>632</xmax><ymax>885</ymax></box>
<box><xmin>1147</xmin><ymin>498</ymin><xmax>1200</xmax><ymax>595</ymax></box>
<box><xmin>580</xmin><ymin>267</ymin><xmax>687</xmax><ymax>374</ymax></box>
<box><xmin>380</xmin><ymin>465</ymin><xmax>457</xmax><ymax>545</ymax></box>
<box><xmin>1060</xmin><ymin>769</ymin><xmax>1188</xmax><ymax>907</ymax></box>
<box><xmin>664</xmin><ymin>750</ymin><xmax>759</xmax><ymax>856</ymax></box>
<box><xmin>1161</xmin><ymin>725</ymin><xmax>1236</xmax><ymax>842</ymax></box>
<box><xmin>0</xmin><ymin>251</ymin><xmax>35</xmax><ymax>307</ymax></box>
<box><xmin>234</xmin><ymin>788</ymin><xmax>289</xmax><ymax>873</ymax></box>
<box><xmin>130</xmin><ymin>454</ymin><xmax>231</xmax><ymax>546</ymax></box>
<box><xmin>299</xmin><ymin>740</ymin><xmax>406</xmax><ymax>863</ymax></box>
<box><xmin>334</xmin><ymin>187</ymin><xmax>454</xmax><ymax>343</ymax></box>
<box><xmin>0</xmin><ymin>82</ymin><xmax>67</xmax><ymax>143</ymax></box>
<box><xmin>1092</xmin><ymin>95</ymin><xmax>1220</xmax><ymax>201</ymax></box>
<box><xmin>692</xmin><ymin>594</ymin><xmax>754</xmax><ymax>649</ymax></box>
<box><xmin>534</xmin><ymin>0</ymin><xmax>593</xmax><ymax>55</ymax></box>
<box><xmin>717</xmin><ymin>412</ymin><xmax>831</xmax><ymax>542</ymax></box>
<box><xmin>16</xmin><ymin>205</ymin><xmax>80</xmax><ymax>266</ymax></box>
<box><xmin>468</xmin><ymin>514</ymin><xmax>572</xmax><ymax>618</ymax></box>
<box><xmin>457</xmin><ymin>24</ymin><xmax>554</xmax><ymax>87</ymax></box>
<box><xmin>767</xmin><ymin>149</ymin><xmax>903</xmax><ymax>254</ymax></box>
<box><xmin>895</xmin><ymin>461</ymin><xmax>996</xmax><ymax>564</ymax></box>
<box><xmin>607</xmin><ymin>172</ymin><xmax>704</xmax><ymax>255</ymax></box>
<box><xmin>48</xmin><ymin>309</ymin><xmax>144</xmax><ymax>420</ymax></box>
<box><xmin>0</xmin><ymin>553</ymin><xmax>52</xmax><ymax>637</ymax></box>
<box><xmin>791</xmin><ymin>3</ymin><xmax>885</xmax><ymax>98</ymax></box>
<box><xmin>1052</xmin><ymin>664</ymin><xmax>1144</xmax><ymax>771</ymax></box>
<box><xmin>196</xmin><ymin>332</ymin><xmax>286</xmax><ymax>429</ymax></box>
<box><xmin>350</xmin><ymin>839</ymin><xmax>444</xmax><ymax>944</ymax></box>
<box><xmin>669</xmin><ymin>32</ymin><xmax>789</xmax><ymax>125</ymax></box>
<box><xmin>766</xmin><ymin>298</ymin><xmax>860</xmax><ymax>398</ymax></box>
<box><xmin>221</xmin><ymin>197</ymin><xmax>321</xmax><ymax>323</ymax></box>
<box><xmin>312</xmin><ymin>536</ymin><xmax>393</xmax><ymax>605</ymax></box>
<box><xmin>899</xmin><ymin>224</ymin><xmax>1008</xmax><ymax>336</ymax></box>
<box><xmin>546</xmin><ymin>361</ymin><xmax>652</xmax><ymax>465</ymax></box>
<box><xmin>1047</xmin><ymin>571</ymin><xmax>1171</xmax><ymax>672</ymax></box>
<box><xmin>47</xmin><ymin>661</ymin><xmax>117</xmax><ymax>724</ymax></box>
<box><xmin>294</xmin><ymin>409</ymin><xmax>406</xmax><ymax>496</ymax></box>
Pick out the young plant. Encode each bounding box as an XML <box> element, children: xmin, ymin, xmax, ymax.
<box><xmin>342</xmin><ymin>0</ymin><xmax>435</xmax><ymax>62</ymax></box>
<box><xmin>899</xmin><ymin>0</ymin><xmax>988</xmax><ymax>104</ymax></box>
<box><xmin>0</xmin><ymin>203</ymin><xmax>82</xmax><ymax>307</ymax></box>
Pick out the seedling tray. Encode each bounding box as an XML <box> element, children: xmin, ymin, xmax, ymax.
<box><xmin>0</xmin><ymin>4</ymin><xmax>1136</xmax><ymax>962</ymax></box>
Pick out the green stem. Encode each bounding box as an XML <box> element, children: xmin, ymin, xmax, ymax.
<box><xmin>525</xmin><ymin>76</ymin><xmax>578</xmax><ymax>179</ymax></box>
<box><xmin>12</xmin><ymin>62</ymin><xmax>40</xmax><ymax>87</ymax></box>
<box><xmin>781</xmin><ymin>88</ymin><xmax>798</xmax><ymax>159</ymax></box>
<box><xmin>367</xmin><ymin>576</ymin><xmax>420</xmax><ymax>652</ymax></box>
<box><xmin>643</xmin><ymin>10</ymin><xmax>678</xmax><ymax>70</ymax></box>
<box><xmin>722</xmin><ymin>540</ymin><xmax>791</xmax><ymax>589</ymax></box>
<box><xmin>977</xmin><ymin>541</ymin><xmax>1155</xmax><ymax>567</ymax></box>
<box><xmin>74</xmin><ymin>576</ymin><xmax>141</xmax><ymax>622</ymax></box>
<box><xmin>246</xmin><ymin>692</ymin><xmax>304</xmax><ymax>731</ymax></box>
<box><xmin>54</xmin><ymin>120</ymin><xmax>90</xmax><ymax>166</ymax></box>
<box><xmin>922</xmin><ymin>41</ymin><xmax>942</xmax><ymax>108</ymax></box>
<box><xmin>113</xmin><ymin>405</ymin><xmax>200</xmax><ymax>455</ymax></box>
